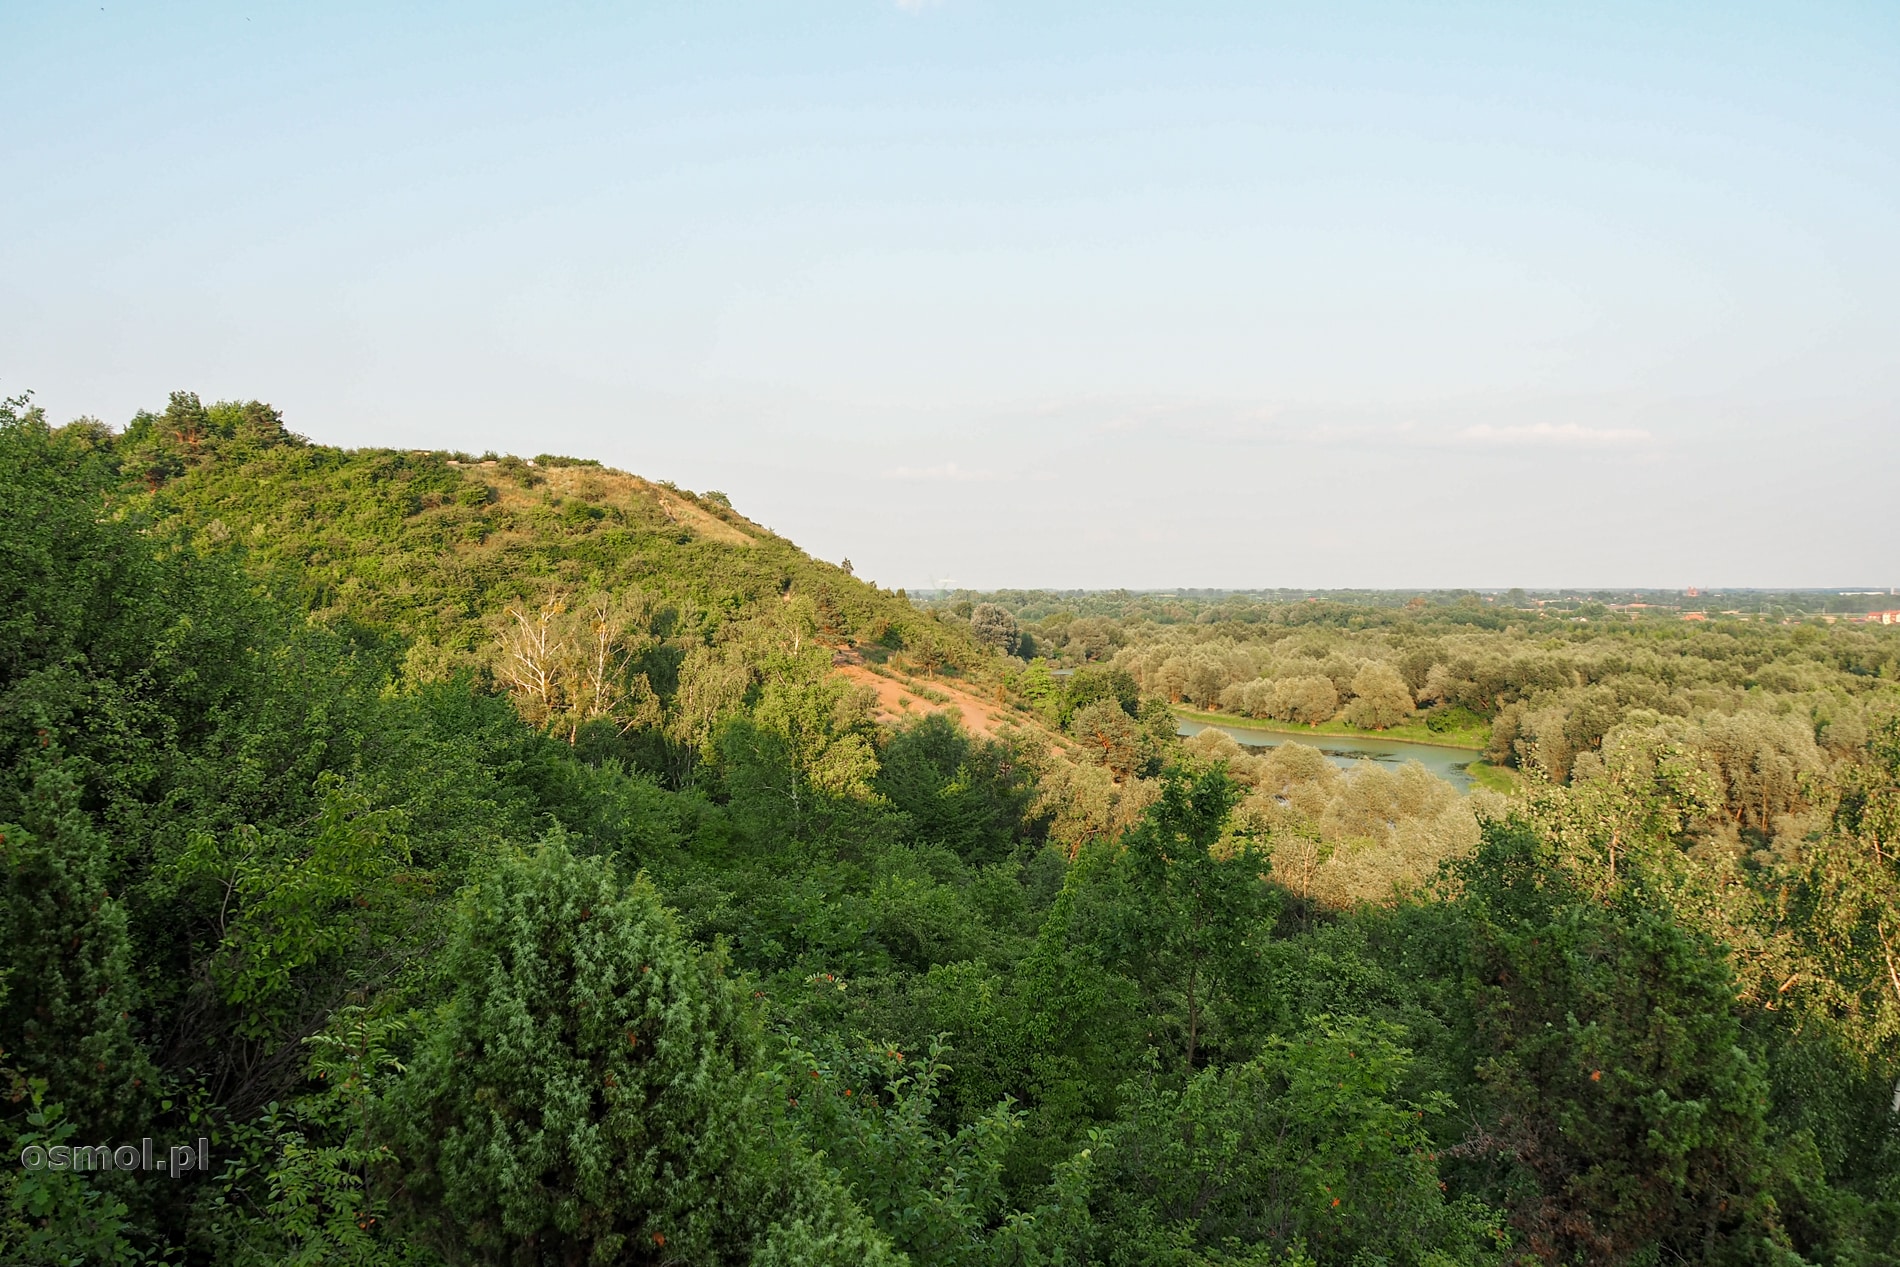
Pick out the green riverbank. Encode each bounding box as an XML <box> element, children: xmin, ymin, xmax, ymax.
<box><xmin>1170</xmin><ymin>706</ymin><xmax>1489</xmax><ymax>752</ymax></box>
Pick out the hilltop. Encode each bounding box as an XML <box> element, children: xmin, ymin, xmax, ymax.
<box><xmin>102</xmin><ymin>392</ymin><xmax>1080</xmax><ymax>771</ymax></box>
<box><xmin>123</xmin><ymin>395</ymin><xmax>964</xmax><ymax>672</ymax></box>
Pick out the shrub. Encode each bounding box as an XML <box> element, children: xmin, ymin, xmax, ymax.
<box><xmin>389</xmin><ymin>839</ymin><xmax>894</xmax><ymax>1265</ymax></box>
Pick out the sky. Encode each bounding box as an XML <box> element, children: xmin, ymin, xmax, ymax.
<box><xmin>4</xmin><ymin>1</ymin><xmax>1896</xmax><ymax>591</ymax></box>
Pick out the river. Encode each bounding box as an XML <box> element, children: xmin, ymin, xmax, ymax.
<box><xmin>1175</xmin><ymin>716</ymin><xmax>1483</xmax><ymax>791</ymax></box>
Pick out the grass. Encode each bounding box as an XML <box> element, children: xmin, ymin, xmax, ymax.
<box><xmin>1463</xmin><ymin>759</ymin><xmax>1521</xmax><ymax>794</ymax></box>
<box><xmin>1170</xmin><ymin>705</ymin><xmax>1490</xmax><ymax>752</ymax></box>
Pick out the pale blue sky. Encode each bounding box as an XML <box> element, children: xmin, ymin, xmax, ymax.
<box><xmin>4</xmin><ymin>2</ymin><xmax>1896</xmax><ymax>589</ymax></box>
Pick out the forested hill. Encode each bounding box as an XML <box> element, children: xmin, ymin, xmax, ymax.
<box><xmin>117</xmin><ymin>391</ymin><xmax>1025</xmax><ymax>777</ymax></box>
<box><xmin>126</xmin><ymin>391</ymin><xmax>975</xmax><ymax>676</ymax></box>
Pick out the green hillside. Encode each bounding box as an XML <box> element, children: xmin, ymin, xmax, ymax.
<box><xmin>131</xmin><ymin>396</ymin><xmax>948</xmax><ymax>663</ymax></box>
<box><xmin>123</xmin><ymin>392</ymin><xmax>1005</xmax><ymax>780</ymax></box>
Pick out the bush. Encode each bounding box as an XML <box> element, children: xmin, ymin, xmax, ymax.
<box><xmin>388</xmin><ymin>838</ymin><xmax>894</xmax><ymax>1265</ymax></box>
<box><xmin>1074</xmin><ymin>1017</ymin><xmax>1504</xmax><ymax>1265</ymax></box>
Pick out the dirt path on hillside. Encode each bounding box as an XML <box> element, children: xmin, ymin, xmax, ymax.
<box><xmin>833</xmin><ymin>660</ymin><xmax>1045</xmax><ymax>745</ymax></box>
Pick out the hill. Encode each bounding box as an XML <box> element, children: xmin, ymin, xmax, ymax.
<box><xmin>118</xmin><ymin>391</ymin><xmax>1053</xmax><ymax>774</ymax></box>
<box><xmin>125</xmin><ymin>394</ymin><xmax>957</xmax><ymax>665</ymax></box>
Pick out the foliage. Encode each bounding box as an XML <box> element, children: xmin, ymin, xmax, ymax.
<box><xmin>1075</xmin><ymin>1017</ymin><xmax>1505</xmax><ymax>1266</ymax></box>
<box><xmin>1</xmin><ymin>1075</ymin><xmax>145</xmax><ymax>1266</ymax></box>
<box><xmin>787</xmin><ymin>1035</ymin><xmax>1027</xmax><ymax>1264</ymax></box>
<box><xmin>0</xmin><ymin>760</ymin><xmax>151</xmax><ymax>1137</ymax></box>
<box><xmin>1187</xmin><ymin>729</ymin><xmax>1483</xmax><ymax>908</ymax></box>
<box><xmin>1342</xmin><ymin>661</ymin><xmax>1415</xmax><ymax>730</ymax></box>
<box><xmin>970</xmin><ymin>604</ymin><xmax>1024</xmax><ymax>658</ymax></box>
<box><xmin>1010</xmin><ymin>589</ymin><xmax>1900</xmax><ymax>794</ymax></box>
<box><xmin>169</xmin><ymin>779</ymin><xmax>421</xmax><ymax>1045</ymax></box>
<box><xmin>1089</xmin><ymin>766</ymin><xmax>1276</xmax><ymax>1070</ymax></box>
<box><xmin>876</xmin><ymin>712</ymin><xmax>1038</xmax><ymax>866</ymax></box>
<box><xmin>5</xmin><ymin>393</ymin><xmax>1897</xmax><ymax>1264</ymax></box>
<box><xmin>1069</xmin><ymin>700</ymin><xmax>1145</xmax><ymax>779</ymax></box>
<box><xmin>1454</xmin><ymin>820</ymin><xmax>1787</xmax><ymax>1264</ymax></box>
<box><xmin>388</xmin><ymin>839</ymin><xmax>895</xmax><ymax>1265</ymax></box>
<box><xmin>127</xmin><ymin>409</ymin><xmax>995</xmax><ymax>791</ymax></box>
<box><xmin>492</xmin><ymin>588</ymin><xmax>662</xmax><ymax>743</ymax></box>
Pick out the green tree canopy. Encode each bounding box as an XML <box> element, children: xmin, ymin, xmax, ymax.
<box><xmin>389</xmin><ymin>838</ymin><xmax>895</xmax><ymax>1265</ymax></box>
<box><xmin>969</xmin><ymin>603</ymin><xmax>1022</xmax><ymax>657</ymax></box>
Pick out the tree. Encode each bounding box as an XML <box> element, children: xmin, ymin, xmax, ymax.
<box><xmin>167</xmin><ymin>775</ymin><xmax>424</xmax><ymax>1109</ymax></box>
<box><xmin>389</xmin><ymin>839</ymin><xmax>895</xmax><ymax>1265</ymax></box>
<box><xmin>786</xmin><ymin>1036</ymin><xmax>1033</xmax><ymax>1267</ymax></box>
<box><xmin>873</xmin><ymin>712</ymin><xmax>1033</xmax><ymax>866</ymax></box>
<box><xmin>719</xmin><ymin>655</ymin><xmax>880</xmax><ymax>840</ymax></box>
<box><xmin>1532</xmin><ymin>719</ymin><xmax>1722</xmax><ymax>891</ymax></box>
<box><xmin>1029</xmin><ymin>756</ymin><xmax>1161</xmax><ymax>862</ymax></box>
<box><xmin>1069</xmin><ymin>699</ymin><xmax>1143</xmax><ymax>780</ymax></box>
<box><xmin>1767</xmin><ymin>715</ymin><xmax>1900</xmax><ymax>1060</ymax></box>
<box><xmin>1344</xmin><ymin>661</ymin><xmax>1414</xmax><ymax>730</ymax></box>
<box><xmin>1075</xmin><ymin>1017</ymin><xmax>1504</xmax><ymax>1266</ymax></box>
<box><xmin>664</xmin><ymin>634</ymin><xmax>756</xmax><ymax>788</ymax></box>
<box><xmin>495</xmin><ymin>589</ymin><xmax>662</xmax><ymax>744</ymax></box>
<box><xmin>1456</xmin><ymin>819</ymin><xmax>1785</xmax><ymax>1265</ymax></box>
<box><xmin>1104</xmin><ymin>765</ymin><xmax>1274</xmax><ymax>1070</ymax></box>
<box><xmin>1062</xmin><ymin>664</ymin><xmax>1140</xmax><ymax>725</ymax></box>
<box><xmin>1062</xmin><ymin>617</ymin><xmax>1118</xmax><ymax>663</ymax></box>
<box><xmin>968</xmin><ymin>603</ymin><xmax>1020</xmax><ymax>656</ymax></box>
<box><xmin>0</xmin><ymin>396</ymin><xmax>140</xmax><ymax>713</ymax></box>
<box><xmin>1013</xmin><ymin>658</ymin><xmax>1063</xmax><ymax>724</ymax></box>
<box><xmin>0</xmin><ymin>760</ymin><xmax>150</xmax><ymax>1137</ymax></box>
<box><xmin>1274</xmin><ymin>674</ymin><xmax>1341</xmax><ymax>725</ymax></box>
<box><xmin>111</xmin><ymin>391</ymin><xmax>298</xmax><ymax>491</ymax></box>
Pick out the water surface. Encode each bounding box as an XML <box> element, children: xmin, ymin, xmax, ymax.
<box><xmin>1176</xmin><ymin>716</ymin><xmax>1481</xmax><ymax>791</ymax></box>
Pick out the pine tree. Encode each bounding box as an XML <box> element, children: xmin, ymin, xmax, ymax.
<box><xmin>1458</xmin><ymin>819</ymin><xmax>1784</xmax><ymax>1264</ymax></box>
<box><xmin>0</xmin><ymin>759</ymin><xmax>151</xmax><ymax>1137</ymax></box>
<box><xmin>389</xmin><ymin>837</ymin><xmax>895</xmax><ymax>1265</ymax></box>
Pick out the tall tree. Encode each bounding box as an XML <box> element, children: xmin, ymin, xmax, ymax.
<box><xmin>0</xmin><ymin>759</ymin><xmax>151</xmax><ymax>1137</ymax></box>
<box><xmin>1069</xmin><ymin>699</ymin><xmax>1143</xmax><ymax>780</ymax></box>
<box><xmin>1345</xmin><ymin>661</ymin><xmax>1414</xmax><ymax>729</ymax></box>
<box><xmin>874</xmin><ymin>712</ymin><xmax>1033</xmax><ymax>865</ymax></box>
<box><xmin>1101</xmin><ymin>765</ymin><xmax>1274</xmax><ymax>1069</ymax></box>
<box><xmin>968</xmin><ymin>602</ymin><xmax>1021</xmax><ymax>656</ymax></box>
<box><xmin>1457</xmin><ymin>820</ymin><xmax>1786</xmax><ymax>1265</ymax></box>
<box><xmin>495</xmin><ymin>589</ymin><xmax>662</xmax><ymax>745</ymax></box>
<box><xmin>1273</xmin><ymin>674</ymin><xmax>1340</xmax><ymax>725</ymax></box>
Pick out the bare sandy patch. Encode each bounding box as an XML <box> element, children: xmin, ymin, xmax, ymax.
<box><xmin>833</xmin><ymin>660</ymin><xmax>1051</xmax><ymax>747</ymax></box>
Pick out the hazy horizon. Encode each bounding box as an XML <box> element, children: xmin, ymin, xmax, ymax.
<box><xmin>5</xmin><ymin>2</ymin><xmax>1896</xmax><ymax>591</ymax></box>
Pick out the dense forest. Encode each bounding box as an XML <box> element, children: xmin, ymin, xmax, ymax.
<box><xmin>4</xmin><ymin>393</ymin><xmax>1897</xmax><ymax>1265</ymax></box>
